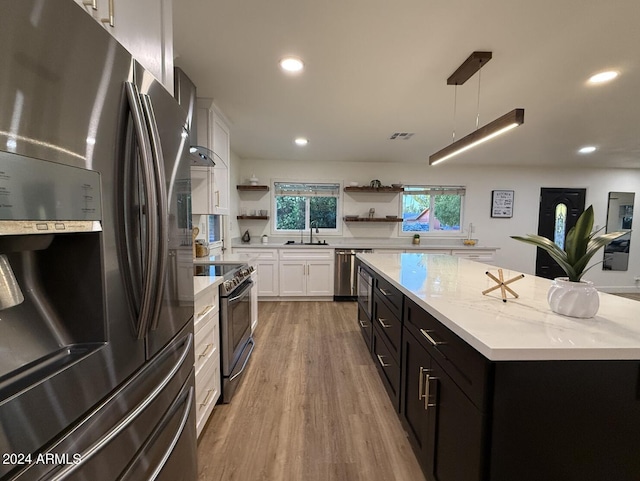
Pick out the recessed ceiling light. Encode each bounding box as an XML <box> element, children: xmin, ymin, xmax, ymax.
<box><xmin>578</xmin><ymin>146</ymin><xmax>597</xmax><ymax>154</ymax></box>
<box><xmin>294</xmin><ymin>137</ymin><xmax>308</xmax><ymax>146</ymax></box>
<box><xmin>588</xmin><ymin>71</ymin><xmax>618</xmax><ymax>84</ymax></box>
<box><xmin>280</xmin><ymin>57</ymin><xmax>304</xmax><ymax>73</ymax></box>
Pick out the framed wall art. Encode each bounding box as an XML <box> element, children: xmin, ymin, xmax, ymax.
<box><xmin>491</xmin><ymin>190</ymin><xmax>514</xmax><ymax>218</ymax></box>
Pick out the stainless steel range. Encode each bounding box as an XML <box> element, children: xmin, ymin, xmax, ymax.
<box><xmin>195</xmin><ymin>263</ymin><xmax>255</xmax><ymax>402</ymax></box>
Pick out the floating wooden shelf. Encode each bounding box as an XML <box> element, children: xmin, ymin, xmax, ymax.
<box><xmin>344</xmin><ymin>217</ymin><xmax>403</xmax><ymax>223</ymax></box>
<box><xmin>344</xmin><ymin>186</ymin><xmax>403</xmax><ymax>193</ymax></box>
<box><xmin>237</xmin><ymin>185</ymin><xmax>269</xmax><ymax>191</ymax></box>
<box><xmin>237</xmin><ymin>215</ymin><xmax>269</xmax><ymax>220</ymax></box>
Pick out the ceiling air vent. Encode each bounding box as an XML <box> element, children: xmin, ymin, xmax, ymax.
<box><xmin>389</xmin><ymin>132</ymin><xmax>414</xmax><ymax>140</ymax></box>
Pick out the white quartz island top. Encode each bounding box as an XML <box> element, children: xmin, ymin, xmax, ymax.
<box><xmin>358</xmin><ymin>252</ymin><xmax>640</xmax><ymax>361</ymax></box>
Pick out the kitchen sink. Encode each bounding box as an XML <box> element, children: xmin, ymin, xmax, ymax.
<box><xmin>284</xmin><ymin>241</ymin><xmax>329</xmax><ymax>246</ymax></box>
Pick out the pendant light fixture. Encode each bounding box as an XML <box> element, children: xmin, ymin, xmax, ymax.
<box><xmin>429</xmin><ymin>51</ymin><xmax>524</xmax><ymax>166</ymax></box>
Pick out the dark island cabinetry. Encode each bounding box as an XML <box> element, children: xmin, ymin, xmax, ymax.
<box><xmin>401</xmin><ymin>298</ymin><xmax>486</xmax><ymax>481</ymax></box>
<box><xmin>359</xmin><ymin>264</ymin><xmax>640</xmax><ymax>481</ymax></box>
<box><xmin>371</xmin><ymin>277</ymin><xmax>403</xmax><ymax>410</ymax></box>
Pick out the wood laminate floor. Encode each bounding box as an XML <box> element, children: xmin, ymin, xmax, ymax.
<box><xmin>197</xmin><ymin>301</ymin><xmax>426</xmax><ymax>481</ymax></box>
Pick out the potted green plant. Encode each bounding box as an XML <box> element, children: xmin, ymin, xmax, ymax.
<box><xmin>511</xmin><ymin>205</ymin><xmax>628</xmax><ymax>318</ymax></box>
<box><xmin>413</xmin><ymin>233</ymin><xmax>420</xmax><ymax>245</ymax></box>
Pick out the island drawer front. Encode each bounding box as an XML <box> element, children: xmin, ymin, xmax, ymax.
<box><xmin>375</xmin><ymin>276</ymin><xmax>403</xmax><ymax>318</ymax></box>
<box><xmin>404</xmin><ymin>298</ymin><xmax>489</xmax><ymax>411</ymax></box>
<box><xmin>373</xmin><ymin>292</ymin><xmax>402</xmax><ymax>361</ymax></box>
<box><xmin>372</xmin><ymin>327</ymin><xmax>400</xmax><ymax>410</ymax></box>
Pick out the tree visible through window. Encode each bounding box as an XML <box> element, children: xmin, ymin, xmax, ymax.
<box><xmin>401</xmin><ymin>186</ymin><xmax>464</xmax><ymax>234</ymax></box>
<box><xmin>274</xmin><ymin>182</ymin><xmax>340</xmax><ymax>232</ymax></box>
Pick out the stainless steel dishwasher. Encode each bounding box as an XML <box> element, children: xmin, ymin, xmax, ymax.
<box><xmin>334</xmin><ymin>249</ymin><xmax>373</xmax><ymax>300</ymax></box>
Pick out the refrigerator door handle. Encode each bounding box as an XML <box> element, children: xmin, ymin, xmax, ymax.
<box><xmin>140</xmin><ymin>94</ymin><xmax>168</xmax><ymax>332</ymax></box>
<box><xmin>119</xmin><ymin>386</ymin><xmax>194</xmax><ymax>481</ymax></box>
<box><xmin>124</xmin><ymin>81</ymin><xmax>159</xmax><ymax>339</ymax></box>
<box><xmin>44</xmin><ymin>332</ymin><xmax>193</xmax><ymax>481</ymax></box>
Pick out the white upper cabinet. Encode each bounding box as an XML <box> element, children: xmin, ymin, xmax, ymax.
<box><xmin>194</xmin><ymin>98</ymin><xmax>231</xmax><ymax>215</ymax></box>
<box><xmin>74</xmin><ymin>0</ymin><xmax>174</xmax><ymax>93</ymax></box>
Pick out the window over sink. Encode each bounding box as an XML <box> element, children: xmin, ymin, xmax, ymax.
<box><xmin>273</xmin><ymin>181</ymin><xmax>341</xmax><ymax>234</ymax></box>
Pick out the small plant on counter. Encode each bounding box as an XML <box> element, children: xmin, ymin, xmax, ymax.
<box><xmin>511</xmin><ymin>205</ymin><xmax>628</xmax><ymax>282</ymax></box>
<box><xmin>413</xmin><ymin>233</ymin><xmax>420</xmax><ymax>245</ymax></box>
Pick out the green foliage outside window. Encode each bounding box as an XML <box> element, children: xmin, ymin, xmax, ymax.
<box><xmin>275</xmin><ymin>196</ymin><xmax>305</xmax><ymax>230</ymax></box>
<box><xmin>309</xmin><ymin>197</ymin><xmax>337</xmax><ymax>228</ymax></box>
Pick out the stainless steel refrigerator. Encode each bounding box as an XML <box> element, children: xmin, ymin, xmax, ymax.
<box><xmin>0</xmin><ymin>1</ymin><xmax>197</xmax><ymax>479</ymax></box>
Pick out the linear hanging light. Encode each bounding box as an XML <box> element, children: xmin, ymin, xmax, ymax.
<box><xmin>429</xmin><ymin>108</ymin><xmax>524</xmax><ymax>165</ymax></box>
<box><xmin>429</xmin><ymin>51</ymin><xmax>524</xmax><ymax>166</ymax></box>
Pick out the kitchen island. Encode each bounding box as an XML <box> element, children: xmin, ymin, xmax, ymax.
<box><xmin>357</xmin><ymin>252</ymin><xmax>640</xmax><ymax>481</ymax></box>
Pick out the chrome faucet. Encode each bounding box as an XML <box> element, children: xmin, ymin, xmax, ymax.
<box><xmin>310</xmin><ymin>220</ymin><xmax>319</xmax><ymax>244</ymax></box>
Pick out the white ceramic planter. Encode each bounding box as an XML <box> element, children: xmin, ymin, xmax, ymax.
<box><xmin>547</xmin><ymin>277</ymin><xmax>600</xmax><ymax>318</ymax></box>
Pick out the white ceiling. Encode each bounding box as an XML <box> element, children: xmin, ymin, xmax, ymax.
<box><xmin>172</xmin><ymin>0</ymin><xmax>640</xmax><ymax>168</ymax></box>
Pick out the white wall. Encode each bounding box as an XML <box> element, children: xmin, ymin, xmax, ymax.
<box><xmin>232</xmin><ymin>158</ymin><xmax>640</xmax><ymax>291</ymax></box>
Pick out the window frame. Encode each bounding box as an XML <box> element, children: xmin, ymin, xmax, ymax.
<box><xmin>271</xmin><ymin>180</ymin><xmax>343</xmax><ymax>236</ymax></box>
<box><xmin>398</xmin><ymin>185</ymin><xmax>466</xmax><ymax>237</ymax></box>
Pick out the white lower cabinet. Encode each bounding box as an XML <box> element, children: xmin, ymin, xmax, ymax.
<box><xmin>193</xmin><ymin>281</ymin><xmax>220</xmax><ymax>437</ymax></box>
<box><xmin>279</xmin><ymin>249</ymin><xmax>334</xmax><ymax>297</ymax></box>
<box><xmin>231</xmin><ymin>249</ymin><xmax>279</xmax><ymax>297</ymax></box>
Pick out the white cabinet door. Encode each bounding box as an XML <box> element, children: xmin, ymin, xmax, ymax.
<box><xmin>256</xmin><ymin>262</ymin><xmax>279</xmax><ymax>296</ymax></box>
<box><xmin>279</xmin><ymin>261</ymin><xmax>307</xmax><ymax>296</ymax></box>
<box><xmin>212</xmin><ymin>158</ymin><xmax>229</xmax><ymax>215</ymax></box>
<box><xmin>195</xmin><ymin>100</ymin><xmax>230</xmax><ymax>215</ymax></box>
<box><xmin>75</xmin><ymin>0</ymin><xmax>173</xmax><ymax>92</ymax></box>
<box><xmin>307</xmin><ymin>261</ymin><xmax>334</xmax><ymax>296</ymax></box>
<box><xmin>213</xmin><ymin>115</ymin><xmax>230</xmax><ymax>163</ymax></box>
<box><xmin>190</xmin><ymin>167</ymin><xmax>213</xmax><ymax>214</ymax></box>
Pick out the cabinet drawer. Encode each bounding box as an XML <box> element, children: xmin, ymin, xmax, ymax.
<box><xmin>375</xmin><ymin>275</ymin><xmax>403</xmax><ymax>318</ymax></box>
<box><xmin>451</xmin><ymin>249</ymin><xmax>495</xmax><ymax>264</ymax></box>
<box><xmin>194</xmin><ymin>286</ymin><xmax>219</xmax><ymax>334</ymax></box>
<box><xmin>195</xmin><ymin>358</ymin><xmax>220</xmax><ymax>437</ymax></box>
<box><xmin>194</xmin><ymin>315</ymin><xmax>218</xmax><ymax>376</ymax></box>
<box><xmin>404</xmin><ymin>297</ymin><xmax>489</xmax><ymax>411</ymax></box>
<box><xmin>373</xmin><ymin>292</ymin><xmax>402</xmax><ymax>361</ymax></box>
<box><xmin>372</xmin><ymin>327</ymin><xmax>400</xmax><ymax>411</ymax></box>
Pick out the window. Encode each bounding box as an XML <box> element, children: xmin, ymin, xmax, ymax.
<box><xmin>273</xmin><ymin>182</ymin><xmax>341</xmax><ymax>233</ymax></box>
<box><xmin>554</xmin><ymin>203</ymin><xmax>567</xmax><ymax>250</ymax></box>
<box><xmin>208</xmin><ymin>215</ymin><xmax>223</xmax><ymax>245</ymax></box>
<box><xmin>401</xmin><ymin>186</ymin><xmax>465</xmax><ymax>234</ymax></box>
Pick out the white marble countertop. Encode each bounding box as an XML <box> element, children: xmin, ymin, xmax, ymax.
<box><xmin>232</xmin><ymin>238</ymin><xmax>498</xmax><ymax>250</ymax></box>
<box><xmin>193</xmin><ymin>253</ymin><xmax>258</xmax><ymax>265</ymax></box>
<box><xmin>193</xmin><ymin>275</ymin><xmax>224</xmax><ymax>297</ymax></box>
<box><xmin>358</xmin><ymin>252</ymin><xmax>640</xmax><ymax>361</ymax></box>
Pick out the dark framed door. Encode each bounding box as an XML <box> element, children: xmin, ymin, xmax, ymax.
<box><xmin>536</xmin><ymin>188</ymin><xmax>586</xmax><ymax>279</ymax></box>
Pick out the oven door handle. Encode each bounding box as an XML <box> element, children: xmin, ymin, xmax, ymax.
<box><xmin>229</xmin><ymin>338</ymin><xmax>255</xmax><ymax>382</ymax></box>
<box><xmin>227</xmin><ymin>280</ymin><xmax>253</xmax><ymax>304</ymax></box>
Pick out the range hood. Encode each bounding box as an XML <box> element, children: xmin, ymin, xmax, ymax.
<box><xmin>174</xmin><ymin>67</ymin><xmax>215</xmax><ymax>166</ymax></box>
<box><xmin>189</xmin><ymin>146</ymin><xmax>215</xmax><ymax>166</ymax></box>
